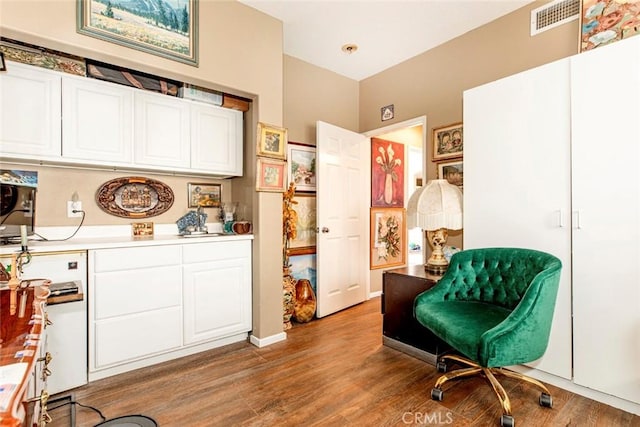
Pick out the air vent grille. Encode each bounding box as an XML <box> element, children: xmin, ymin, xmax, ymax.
<box><xmin>531</xmin><ymin>0</ymin><xmax>580</xmax><ymax>36</ymax></box>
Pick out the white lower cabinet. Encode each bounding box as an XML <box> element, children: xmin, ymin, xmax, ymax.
<box><xmin>88</xmin><ymin>240</ymin><xmax>252</xmax><ymax>380</ymax></box>
<box><xmin>183</xmin><ymin>240</ymin><xmax>252</xmax><ymax>344</ymax></box>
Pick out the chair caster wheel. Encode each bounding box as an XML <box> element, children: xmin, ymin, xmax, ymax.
<box><xmin>431</xmin><ymin>388</ymin><xmax>443</xmax><ymax>401</ymax></box>
<box><xmin>500</xmin><ymin>414</ymin><xmax>515</xmax><ymax>427</ymax></box>
<box><xmin>436</xmin><ymin>361</ymin><xmax>447</xmax><ymax>373</ymax></box>
<box><xmin>539</xmin><ymin>392</ymin><xmax>553</xmax><ymax>408</ymax></box>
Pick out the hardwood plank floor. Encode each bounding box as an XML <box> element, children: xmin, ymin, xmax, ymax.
<box><xmin>47</xmin><ymin>298</ymin><xmax>640</xmax><ymax>426</ymax></box>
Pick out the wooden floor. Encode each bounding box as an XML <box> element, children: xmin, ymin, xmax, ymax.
<box><xmin>47</xmin><ymin>298</ymin><xmax>640</xmax><ymax>427</ymax></box>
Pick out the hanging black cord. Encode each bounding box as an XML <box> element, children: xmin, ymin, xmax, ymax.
<box><xmin>32</xmin><ymin>210</ymin><xmax>86</xmax><ymax>242</ymax></box>
<box><xmin>47</xmin><ymin>399</ymin><xmax>107</xmax><ymax>422</ymax></box>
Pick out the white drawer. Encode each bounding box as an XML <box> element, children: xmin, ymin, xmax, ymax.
<box><xmin>92</xmin><ymin>245</ymin><xmax>181</xmax><ymax>272</ymax></box>
<box><xmin>182</xmin><ymin>240</ymin><xmax>250</xmax><ymax>264</ymax></box>
<box><xmin>93</xmin><ymin>306</ymin><xmax>182</xmax><ymax>369</ymax></box>
<box><xmin>93</xmin><ymin>265</ymin><xmax>182</xmax><ymax>319</ymax></box>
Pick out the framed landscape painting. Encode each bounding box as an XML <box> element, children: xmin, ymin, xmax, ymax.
<box><xmin>290</xmin><ymin>193</ymin><xmax>316</xmax><ymax>249</ymax></box>
<box><xmin>288</xmin><ymin>142</ymin><xmax>316</xmax><ymax>192</ymax></box>
<box><xmin>438</xmin><ymin>160</ymin><xmax>463</xmax><ymax>190</ymax></box>
<box><xmin>77</xmin><ymin>0</ymin><xmax>198</xmax><ymax>65</ymax></box>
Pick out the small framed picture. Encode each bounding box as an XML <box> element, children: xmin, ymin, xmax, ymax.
<box><xmin>257</xmin><ymin>122</ymin><xmax>287</xmax><ymax>160</ymax></box>
<box><xmin>131</xmin><ymin>222</ymin><xmax>154</xmax><ymax>238</ymax></box>
<box><xmin>256</xmin><ymin>157</ymin><xmax>287</xmax><ymax>192</ymax></box>
<box><xmin>433</xmin><ymin>122</ymin><xmax>463</xmax><ymax>161</ymax></box>
<box><xmin>438</xmin><ymin>160</ymin><xmax>463</xmax><ymax>190</ymax></box>
<box><xmin>188</xmin><ymin>183</ymin><xmax>222</xmax><ymax>208</ymax></box>
<box><xmin>370</xmin><ymin>207</ymin><xmax>406</xmax><ymax>270</ymax></box>
<box><xmin>0</xmin><ymin>52</ymin><xmax>6</xmax><ymax>71</ymax></box>
<box><xmin>288</xmin><ymin>142</ymin><xmax>316</xmax><ymax>192</ymax></box>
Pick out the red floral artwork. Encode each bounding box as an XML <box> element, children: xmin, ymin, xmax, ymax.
<box><xmin>371</xmin><ymin>138</ymin><xmax>404</xmax><ymax>207</ymax></box>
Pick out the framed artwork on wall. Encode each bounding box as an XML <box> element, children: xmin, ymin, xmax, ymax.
<box><xmin>290</xmin><ymin>193</ymin><xmax>316</xmax><ymax>249</ymax></box>
<box><xmin>370</xmin><ymin>207</ymin><xmax>406</xmax><ymax>270</ymax></box>
<box><xmin>288</xmin><ymin>142</ymin><xmax>316</xmax><ymax>192</ymax></box>
<box><xmin>371</xmin><ymin>138</ymin><xmax>404</xmax><ymax>207</ymax></box>
<box><xmin>289</xmin><ymin>251</ymin><xmax>317</xmax><ymax>295</ymax></box>
<box><xmin>438</xmin><ymin>160</ymin><xmax>463</xmax><ymax>190</ymax></box>
<box><xmin>432</xmin><ymin>122</ymin><xmax>463</xmax><ymax>161</ymax></box>
<box><xmin>580</xmin><ymin>0</ymin><xmax>640</xmax><ymax>52</ymax></box>
<box><xmin>0</xmin><ymin>52</ymin><xmax>5</xmax><ymax>71</ymax></box>
<box><xmin>257</xmin><ymin>122</ymin><xmax>288</xmax><ymax>160</ymax></box>
<box><xmin>77</xmin><ymin>0</ymin><xmax>198</xmax><ymax>65</ymax></box>
<box><xmin>256</xmin><ymin>157</ymin><xmax>287</xmax><ymax>192</ymax></box>
<box><xmin>187</xmin><ymin>183</ymin><xmax>221</xmax><ymax>208</ymax></box>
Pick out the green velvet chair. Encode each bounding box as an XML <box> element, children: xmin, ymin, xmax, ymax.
<box><xmin>414</xmin><ymin>248</ymin><xmax>562</xmax><ymax>427</ymax></box>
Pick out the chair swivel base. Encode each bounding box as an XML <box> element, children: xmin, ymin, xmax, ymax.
<box><xmin>430</xmin><ymin>354</ymin><xmax>553</xmax><ymax>427</ymax></box>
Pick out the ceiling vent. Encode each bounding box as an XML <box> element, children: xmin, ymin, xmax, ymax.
<box><xmin>530</xmin><ymin>0</ymin><xmax>580</xmax><ymax>36</ymax></box>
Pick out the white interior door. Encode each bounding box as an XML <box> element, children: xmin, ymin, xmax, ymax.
<box><xmin>316</xmin><ymin>121</ymin><xmax>369</xmax><ymax>317</ymax></box>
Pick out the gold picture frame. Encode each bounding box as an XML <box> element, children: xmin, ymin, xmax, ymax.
<box><xmin>131</xmin><ymin>221</ymin><xmax>154</xmax><ymax>238</ymax></box>
<box><xmin>370</xmin><ymin>207</ymin><xmax>406</xmax><ymax>270</ymax></box>
<box><xmin>256</xmin><ymin>157</ymin><xmax>287</xmax><ymax>192</ymax></box>
<box><xmin>432</xmin><ymin>122</ymin><xmax>463</xmax><ymax>161</ymax></box>
<box><xmin>187</xmin><ymin>183</ymin><xmax>221</xmax><ymax>208</ymax></box>
<box><xmin>257</xmin><ymin>122</ymin><xmax>288</xmax><ymax>160</ymax></box>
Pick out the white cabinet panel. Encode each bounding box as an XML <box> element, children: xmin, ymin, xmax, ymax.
<box><xmin>0</xmin><ymin>61</ymin><xmax>61</xmax><ymax>159</ymax></box>
<box><xmin>190</xmin><ymin>104</ymin><xmax>243</xmax><ymax>176</ymax></box>
<box><xmin>62</xmin><ymin>76</ymin><xmax>134</xmax><ymax>164</ymax></box>
<box><xmin>183</xmin><ymin>241</ymin><xmax>252</xmax><ymax>344</ymax></box>
<box><xmin>463</xmin><ymin>58</ymin><xmax>573</xmax><ymax>380</ymax></box>
<box><xmin>93</xmin><ymin>306</ymin><xmax>182</xmax><ymax>369</ymax></box>
<box><xmin>134</xmin><ymin>91</ymin><xmax>191</xmax><ymax>169</ymax></box>
<box><xmin>571</xmin><ymin>37</ymin><xmax>640</xmax><ymax>405</ymax></box>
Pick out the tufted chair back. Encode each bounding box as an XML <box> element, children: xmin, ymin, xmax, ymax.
<box><xmin>440</xmin><ymin>248</ymin><xmax>560</xmax><ymax>310</ymax></box>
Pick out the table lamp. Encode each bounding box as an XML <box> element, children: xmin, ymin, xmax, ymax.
<box><xmin>407</xmin><ymin>179</ymin><xmax>463</xmax><ymax>274</ymax></box>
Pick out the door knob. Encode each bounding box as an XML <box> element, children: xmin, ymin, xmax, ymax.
<box><xmin>321</xmin><ymin>227</ymin><xmax>329</xmax><ymax>233</ymax></box>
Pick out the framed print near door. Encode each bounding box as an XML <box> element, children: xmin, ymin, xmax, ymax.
<box><xmin>438</xmin><ymin>160</ymin><xmax>463</xmax><ymax>190</ymax></box>
<box><xmin>433</xmin><ymin>122</ymin><xmax>463</xmax><ymax>161</ymax></box>
<box><xmin>256</xmin><ymin>157</ymin><xmax>286</xmax><ymax>192</ymax></box>
<box><xmin>290</xmin><ymin>193</ymin><xmax>316</xmax><ymax>249</ymax></box>
<box><xmin>288</xmin><ymin>142</ymin><xmax>316</xmax><ymax>192</ymax></box>
<box><xmin>257</xmin><ymin>122</ymin><xmax>287</xmax><ymax>160</ymax></box>
<box><xmin>370</xmin><ymin>207</ymin><xmax>406</xmax><ymax>269</ymax></box>
<box><xmin>371</xmin><ymin>138</ymin><xmax>404</xmax><ymax>207</ymax></box>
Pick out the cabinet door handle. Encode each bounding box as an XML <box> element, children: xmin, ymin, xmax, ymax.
<box><xmin>557</xmin><ymin>209</ymin><xmax>564</xmax><ymax>228</ymax></box>
<box><xmin>573</xmin><ymin>210</ymin><xmax>582</xmax><ymax>229</ymax></box>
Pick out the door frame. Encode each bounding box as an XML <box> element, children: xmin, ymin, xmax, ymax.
<box><xmin>363</xmin><ymin>115</ymin><xmax>427</xmax><ymax>297</ymax></box>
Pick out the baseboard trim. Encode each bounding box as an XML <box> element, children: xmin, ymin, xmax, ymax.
<box><xmin>369</xmin><ymin>290</ymin><xmax>382</xmax><ymax>299</ymax></box>
<box><xmin>509</xmin><ymin>365</ymin><xmax>640</xmax><ymax>416</ymax></box>
<box><xmin>249</xmin><ymin>332</ymin><xmax>287</xmax><ymax>347</ymax></box>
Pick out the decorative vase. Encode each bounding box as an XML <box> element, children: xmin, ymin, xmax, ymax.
<box><xmin>293</xmin><ymin>279</ymin><xmax>316</xmax><ymax>323</ymax></box>
<box><xmin>384</xmin><ymin>172</ymin><xmax>393</xmax><ymax>204</ymax></box>
<box><xmin>283</xmin><ymin>267</ymin><xmax>297</xmax><ymax>330</ymax></box>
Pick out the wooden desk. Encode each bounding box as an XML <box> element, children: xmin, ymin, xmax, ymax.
<box><xmin>382</xmin><ymin>265</ymin><xmax>451</xmax><ymax>365</ymax></box>
<box><xmin>0</xmin><ymin>281</ymin><xmax>50</xmax><ymax>427</ymax></box>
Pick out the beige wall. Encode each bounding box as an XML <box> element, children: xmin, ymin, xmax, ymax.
<box><xmin>0</xmin><ymin>0</ymin><xmax>285</xmax><ymax>340</ymax></box>
<box><xmin>359</xmin><ymin>0</ymin><xmax>579</xmax><ymax>178</ymax></box>
<box><xmin>284</xmin><ymin>55</ymin><xmax>359</xmax><ymax>144</ymax></box>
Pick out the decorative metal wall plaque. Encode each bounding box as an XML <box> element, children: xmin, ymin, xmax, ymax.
<box><xmin>96</xmin><ymin>177</ymin><xmax>174</xmax><ymax>218</ymax></box>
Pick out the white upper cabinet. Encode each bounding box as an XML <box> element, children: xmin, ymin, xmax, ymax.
<box><xmin>134</xmin><ymin>91</ymin><xmax>191</xmax><ymax>170</ymax></box>
<box><xmin>62</xmin><ymin>76</ymin><xmax>134</xmax><ymax>164</ymax></box>
<box><xmin>190</xmin><ymin>103</ymin><xmax>243</xmax><ymax>176</ymax></box>
<box><xmin>0</xmin><ymin>61</ymin><xmax>62</xmax><ymax>159</ymax></box>
<box><xmin>1</xmin><ymin>60</ymin><xmax>244</xmax><ymax>177</ymax></box>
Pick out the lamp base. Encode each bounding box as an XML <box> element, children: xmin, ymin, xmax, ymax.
<box><xmin>425</xmin><ymin>228</ymin><xmax>449</xmax><ymax>275</ymax></box>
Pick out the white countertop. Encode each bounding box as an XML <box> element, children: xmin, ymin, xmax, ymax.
<box><xmin>0</xmin><ymin>224</ymin><xmax>253</xmax><ymax>254</ymax></box>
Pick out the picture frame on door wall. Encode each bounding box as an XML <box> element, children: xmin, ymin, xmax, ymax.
<box><xmin>432</xmin><ymin>122</ymin><xmax>463</xmax><ymax>161</ymax></box>
<box><xmin>257</xmin><ymin>122</ymin><xmax>288</xmax><ymax>160</ymax></box>
<box><xmin>288</xmin><ymin>142</ymin><xmax>316</xmax><ymax>192</ymax></box>
<box><xmin>371</xmin><ymin>138</ymin><xmax>404</xmax><ymax>208</ymax></box>
<box><xmin>370</xmin><ymin>207</ymin><xmax>406</xmax><ymax>270</ymax></box>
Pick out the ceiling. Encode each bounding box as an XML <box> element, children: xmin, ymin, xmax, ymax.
<box><xmin>239</xmin><ymin>0</ymin><xmax>535</xmax><ymax>81</ymax></box>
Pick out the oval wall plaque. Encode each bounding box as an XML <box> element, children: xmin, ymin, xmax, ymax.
<box><xmin>96</xmin><ymin>176</ymin><xmax>174</xmax><ymax>218</ymax></box>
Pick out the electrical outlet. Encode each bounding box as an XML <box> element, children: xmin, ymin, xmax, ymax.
<box><xmin>67</xmin><ymin>201</ymin><xmax>83</xmax><ymax>218</ymax></box>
